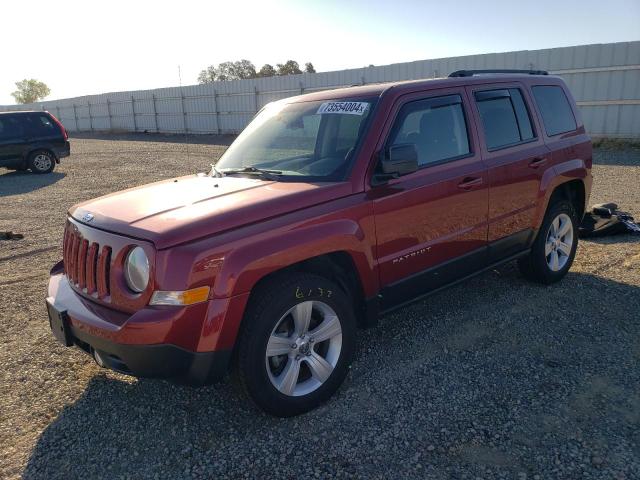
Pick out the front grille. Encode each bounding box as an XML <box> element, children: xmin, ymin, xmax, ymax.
<box><xmin>63</xmin><ymin>225</ymin><xmax>111</xmax><ymax>298</ymax></box>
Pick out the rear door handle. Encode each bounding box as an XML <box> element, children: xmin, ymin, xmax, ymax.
<box><xmin>529</xmin><ymin>157</ymin><xmax>547</xmax><ymax>168</ymax></box>
<box><xmin>457</xmin><ymin>177</ymin><xmax>483</xmax><ymax>190</ymax></box>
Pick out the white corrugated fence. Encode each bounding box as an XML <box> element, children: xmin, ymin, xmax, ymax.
<box><xmin>1</xmin><ymin>41</ymin><xmax>638</xmax><ymax>138</ymax></box>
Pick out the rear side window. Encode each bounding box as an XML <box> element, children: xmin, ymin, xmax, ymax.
<box><xmin>474</xmin><ymin>88</ymin><xmax>535</xmax><ymax>150</ymax></box>
<box><xmin>532</xmin><ymin>85</ymin><xmax>577</xmax><ymax>136</ymax></box>
<box><xmin>0</xmin><ymin>116</ymin><xmax>25</xmax><ymax>139</ymax></box>
<box><xmin>389</xmin><ymin>94</ymin><xmax>470</xmax><ymax>166</ymax></box>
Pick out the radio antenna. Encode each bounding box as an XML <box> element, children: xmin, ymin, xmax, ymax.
<box><xmin>178</xmin><ymin>65</ymin><xmax>190</xmax><ymax>165</ymax></box>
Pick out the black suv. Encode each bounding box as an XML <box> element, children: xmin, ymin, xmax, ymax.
<box><xmin>0</xmin><ymin>111</ymin><xmax>70</xmax><ymax>174</ymax></box>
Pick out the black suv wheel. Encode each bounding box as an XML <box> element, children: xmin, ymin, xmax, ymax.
<box><xmin>28</xmin><ymin>150</ymin><xmax>55</xmax><ymax>174</ymax></box>
<box><xmin>237</xmin><ymin>273</ymin><xmax>356</xmax><ymax>417</ymax></box>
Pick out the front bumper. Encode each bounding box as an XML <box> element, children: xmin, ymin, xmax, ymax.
<box><xmin>47</xmin><ymin>267</ymin><xmax>249</xmax><ymax>384</ymax></box>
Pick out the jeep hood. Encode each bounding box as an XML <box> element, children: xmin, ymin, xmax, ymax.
<box><xmin>70</xmin><ymin>174</ymin><xmax>352</xmax><ymax>249</ymax></box>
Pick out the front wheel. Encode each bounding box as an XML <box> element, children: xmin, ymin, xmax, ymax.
<box><xmin>518</xmin><ymin>199</ymin><xmax>578</xmax><ymax>284</ymax></box>
<box><xmin>237</xmin><ymin>273</ymin><xmax>355</xmax><ymax>417</ymax></box>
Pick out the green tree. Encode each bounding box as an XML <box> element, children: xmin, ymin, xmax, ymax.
<box><xmin>257</xmin><ymin>64</ymin><xmax>277</xmax><ymax>77</ymax></box>
<box><xmin>304</xmin><ymin>62</ymin><xmax>316</xmax><ymax>73</ymax></box>
<box><xmin>197</xmin><ymin>60</ymin><xmax>257</xmax><ymax>83</ymax></box>
<box><xmin>11</xmin><ymin>79</ymin><xmax>50</xmax><ymax>104</ymax></box>
<box><xmin>233</xmin><ymin>59</ymin><xmax>257</xmax><ymax>79</ymax></box>
<box><xmin>276</xmin><ymin>60</ymin><xmax>302</xmax><ymax>76</ymax></box>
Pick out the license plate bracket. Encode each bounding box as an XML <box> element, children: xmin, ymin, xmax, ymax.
<box><xmin>46</xmin><ymin>299</ymin><xmax>73</xmax><ymax>347</ymax></box>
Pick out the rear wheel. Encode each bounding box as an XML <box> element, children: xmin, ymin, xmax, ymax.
<box><xmin>28</xmin><ymin>150</ymin><xmax>55</xmax><ymax>174</ymax></box>
<box><xmin>518</xmin><ymin>199</ymin><xmax>578</xmax><ymax>284</ymax></box>
<box><xmin>237</xmin><ymin>273</ymin><xmax>355</xmax><ymax>417</ymax></box>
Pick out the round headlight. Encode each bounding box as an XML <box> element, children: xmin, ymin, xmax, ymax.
<box><xmin>124</xmin><ymin>246</ymin><xmax>149</xmax><ymax>293</ymax></box>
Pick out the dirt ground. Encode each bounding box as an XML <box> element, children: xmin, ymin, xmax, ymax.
<box><xmin>1</xmin><ymin>134</ymin><xmax>639</xmax><ymax>479</ymax></box>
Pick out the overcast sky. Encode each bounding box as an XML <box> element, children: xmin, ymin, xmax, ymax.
<box><xmin>1</xmin><ymin>0</ymin><xmax>638</xmax><ymax>105</ymax></box>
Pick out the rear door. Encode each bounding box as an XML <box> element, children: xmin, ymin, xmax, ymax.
<box><xmin>369</xmin><ymin>87</ymin><xmax>489</xmax><ymax>308</ymax></box>
<box><xmin>466</xmin><ymin>82</ymin><xmax>551</xmax><ymax>262</ymax></box>
<box><xmin>0</xmin><ymin>115</ymin><xmax>27</xmax><ymax>166</ymax></box>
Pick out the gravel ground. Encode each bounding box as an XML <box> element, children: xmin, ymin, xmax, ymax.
<box><xmin>1</xmin><ymin>134</ymin><xmax>639</xmax><ymax>480</ymax></box>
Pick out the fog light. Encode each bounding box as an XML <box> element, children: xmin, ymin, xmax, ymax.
<box><xmin>150</xmin><ymin>286</ymin><xmax>210</xmax><ymax>306</ymax></box>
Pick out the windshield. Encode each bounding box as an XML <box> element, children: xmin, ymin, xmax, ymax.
<box><xmin>215</xmin><ymin>98</ymin><xmax>376</xmax><ymax>180</ymax></box>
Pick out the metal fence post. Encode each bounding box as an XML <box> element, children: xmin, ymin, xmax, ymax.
<box><xmin>131</xmin><ymin>95</ymin><xmax>137</xmax><ymax>132</ymax></box>
<box><xmin>106</xmin><ymin>99</ymin><xmax>113</xmax><ymax>131</ymax></box>
<box><xmin>73</xmin><ymin>104</ymin><xmax>79</xmax><ymax>132</ymax></box>
<box><xmin>180</xmin><ymin>91</ymin><xmax>187</xmax><ymax>133</ymax></box>
<box><xmin>55</xmin><ymin>105</ymin><xmax>61</xmax><ymax>122</ymax></box>
<box><xmin>299</xmin><ymin>82</ymin><xmax>304</xmax><ymax>95</ymax></box>
<box><xmin>213</xmin><ymin>90</ymin><xmax>220</xmax><ymax>134</ymax></box>
<box><xmin>254</xmin><ymin>86</ymin><xmax>259</xmax><ymax>112</ymax></box>
<box><xmin>88</xmin><ymin>102</ymin><xmax>94</xmax><ymax>131</ymax></box>
<box><xmin>152</xmin><ymin>94</ymin><xmax>159</xmax><ymax>133</ymax></box>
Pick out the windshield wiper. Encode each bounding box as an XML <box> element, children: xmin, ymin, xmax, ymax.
<box><xmin>209</xmin><ymin>163</ymin><xmax>224</xmax><ymax>178</ymax></box>
<box><xmin>221</xmin><ymin>166</ymin><xmax>283</xmax><ymax>180</ymax></box>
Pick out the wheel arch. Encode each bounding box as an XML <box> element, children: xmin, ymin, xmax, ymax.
<box><xmin>246</xmin><ymin>251</ymin><xmax>371</xmax><ymax>327</ymax></box>
<box><xmin>547</xmin><ymin>179</ymin><xmax>586</xmax><ymax>220</ymax></box>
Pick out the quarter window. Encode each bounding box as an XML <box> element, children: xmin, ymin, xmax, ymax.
<box><xmin>475</xmin><ymin>88</ymin><xmax>535</xmax><ymax>150</ymax></box>
<box><xmin>27</xmin><ymin>114</ymin><xmax>57</xmax><ymax>136</ymax></box>
<box><xmin>532</xmin><ymin>85</ymin><xmax>577</xmax><ymax>136</ymax></box>
<box><xmin>389</xmin><ymin>94</ymin><xmax>470</xmax><ymax>166</ymax></box>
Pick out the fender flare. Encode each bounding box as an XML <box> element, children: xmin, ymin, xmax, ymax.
<box><xmin>213</xmin><ymin>218</ymin><xmax>378</xmax><ymax>300</ymax></box>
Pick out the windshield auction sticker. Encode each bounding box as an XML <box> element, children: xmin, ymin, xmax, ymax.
<box><xmin>317</xmin><ymin>102</ymin><xmax>369</xmax><ymax>115</ymax></box>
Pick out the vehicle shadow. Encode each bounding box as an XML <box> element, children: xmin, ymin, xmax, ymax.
<box><xmin>22</xmin><ymin>270</ymin><xmax>640</xmax><ymax>479</ymax></box>
<box><xmin>0</xmin><ymin>171</ymin><xmax>65</xmax><ymax>197</ymax></box>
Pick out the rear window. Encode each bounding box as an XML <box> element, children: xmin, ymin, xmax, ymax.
<box><xmin>474</xmin><ymin>88</ymin><xmax>535</xmax><ymax>150</ymax></box>
<box><xmin>531</xmin><ymin>85</ymin><xmax>577</xmax><ymax>136</ymax></box>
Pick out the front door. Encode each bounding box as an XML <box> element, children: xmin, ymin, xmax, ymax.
<box><xmin>369</xmin><ymin>88</ymin><xmax>489</xmax><ymax>309</ymax></box>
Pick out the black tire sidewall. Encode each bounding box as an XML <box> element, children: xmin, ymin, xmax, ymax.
<box><xmin>531</xmin><ymin>200</ymin><xmax>579</xmax><ymax>283</ymax></box>
<box><xmin>28</xmin><ymin>150</ymin><xmax>55</xmax><ymax>174</ymax></box>
<box><xmin>239</xmin><ymin>274</ymin><xmax>356</xmax><ymax>417</ymax></box>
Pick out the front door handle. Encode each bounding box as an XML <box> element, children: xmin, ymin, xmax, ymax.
<box><xmin>457</xmin><ymin>177</ymin><xmax>483</xmax><ymax>190</ymax></box>
<box><xmin>529</xmin><ymin>157</ymin><xmax>547</xmax><ymax>168</ymax></box>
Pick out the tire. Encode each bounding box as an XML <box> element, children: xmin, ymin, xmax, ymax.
<box><xmin>28</xmin><ymin>150</ymin><xmax>55</xmax><ymax>174</ymax></box>
<box><xmin>518</xmin><ymin>199</ymin><xmax>578</xmax><ymax>284</ymax></box>
<box><xmin>237</xmin><ymin>273</ymin><xmax>356</xmax><ymax>417</ymax></box>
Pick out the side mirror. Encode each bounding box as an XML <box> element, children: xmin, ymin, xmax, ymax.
<box><xmin>373</xmin><ymin>144</ymin><xmax>418</xmax><ymax>185</ymax></box>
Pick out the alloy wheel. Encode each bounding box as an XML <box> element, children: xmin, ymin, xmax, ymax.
<box><xmin>33</xmin><ymin>154</ymin><xmax>52</xmax><ymax>172</ymax></box>
<box><xmin>265</xmin><ymin>300</ymin><xmax>342</xmax><ymax>397</ymax></box>
<box><xmin>545</xmin><ymin>213</ymin><xmax>574</xmax><ymax>272</ymax></box>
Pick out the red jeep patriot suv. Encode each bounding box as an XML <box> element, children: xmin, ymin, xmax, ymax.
<box><xmin>47</xmin><ymin>70</ymin><xmax>592</xmax><ymax>416</ymax></box>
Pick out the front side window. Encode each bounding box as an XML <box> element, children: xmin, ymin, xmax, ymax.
<box><xmin>532</xmin><ymin>85</ymin><xmax>577</xmax><ymax>136</ymax></box>
<box><xmin>216</xmin><ymin>98</ymin><xmax>375</xmax><ymax>180</ymax></box>
<box><xmin>475</xmin><ymin>88</ymin><xmax>535</xmax><ymax>150</ymax></box>
<box><xmin>388</xmin><ymin>94</ymin><xmax>470</xmax><ymax>166</ymax></box>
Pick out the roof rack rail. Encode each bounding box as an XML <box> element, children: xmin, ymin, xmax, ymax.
<box><xmin>448</xmin><ymin>69</ymin><xmax>549</xmax><ymax>77</ymax></box>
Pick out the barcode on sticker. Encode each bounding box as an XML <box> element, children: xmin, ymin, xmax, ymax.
<box><xmin>317</xmin><ymin>102</ymin><xmax>369</xmax><ymax>115</ymax></box>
